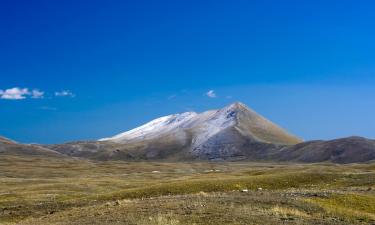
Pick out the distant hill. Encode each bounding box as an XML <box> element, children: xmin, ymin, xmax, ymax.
<box><xmin>275</xmin><ymin>136</ymin><xmax>375</xmax><ymax>163</ymax></box>
<box><xmin>0</xmin><ymin>136</ymin><xmax>16</xmax><ymax>144</ymax></box>
<box><xmin>0</xmin><ymin>136</ymin><xmax>63</xmax><ymax>158</ymax></box>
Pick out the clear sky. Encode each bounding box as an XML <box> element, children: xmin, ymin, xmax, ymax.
<box><xmin>1</xmin><ymin>0</ymin><xmax>375</xmax><ymax>143</ymax></box>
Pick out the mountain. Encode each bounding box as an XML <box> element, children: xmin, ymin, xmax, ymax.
<box><xmin>97</xmin><ymin>102</ymin><xmax>301</xmax><ymax>160</ymax></box>
<box><xmin>100</xmin><ymin>102</ymin><xmax>301</xmax><ymax>145</ymax></box>
<box><xmin>2</xmin><ymin>102</ymin><xmax>375</xmax><ymax>163</ymax></box>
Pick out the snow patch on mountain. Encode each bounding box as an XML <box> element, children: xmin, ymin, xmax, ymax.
<box><xmin>99</xmin><ymin>103</ymin><xmax>243</xmax><ymax>145</ymax></box>
<box><xmin>99</xmin><ymin>112</ymin><xmax>198</xmax><ymax>143</ymax></box>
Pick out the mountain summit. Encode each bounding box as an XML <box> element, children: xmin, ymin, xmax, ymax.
<box><xmin>99</xmin><ymin>102</ymin><xmax>301</xmax><ymax>160</ymax></box>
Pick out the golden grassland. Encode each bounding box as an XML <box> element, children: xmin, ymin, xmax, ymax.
<box><xmin>0</xmin><ymin>155</ymin><xmax>374</xmax><ymax>224</ymax></box>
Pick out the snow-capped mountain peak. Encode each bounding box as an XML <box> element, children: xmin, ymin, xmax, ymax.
<box><xmin>99</xmin><ymin>102</ymin><xmax>248</xmax><ymax>143</ymax></box>
<box><xmin>99</xmin><ymin>102</ymin><xmax>301</xmax><ymax>159</ymax></box>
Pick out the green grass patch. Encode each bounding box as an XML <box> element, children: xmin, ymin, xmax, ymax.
<box><xmin>305</xmin><ymin>193</ymin><xmax>375</xmax><ymax>223</ymax></box>
<box><xmin>103</xmin><ymin>172</ymin><xmax>337</xmax><ymax>200</ymax></box>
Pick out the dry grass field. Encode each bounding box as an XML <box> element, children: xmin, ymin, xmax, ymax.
<box><xmin>1</xmin><ymin>155</ymin><xmax>375</xmax><ymax>224</ymax></box>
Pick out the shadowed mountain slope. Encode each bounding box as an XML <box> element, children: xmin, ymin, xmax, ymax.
<box><xmin>45</xmin><ymin>136</ymin><xmax>375</xmax><ymax>163</ymax></box>
<box><xmin>276</xmin><ymin>136</ymin><xmax>375</xmax><ymax>163</ymax></box>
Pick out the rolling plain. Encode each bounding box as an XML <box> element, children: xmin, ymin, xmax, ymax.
<box><xmin>1</xmin><ymin>154</ymin><xmax>374</xmax><ymax>225</ymax></box>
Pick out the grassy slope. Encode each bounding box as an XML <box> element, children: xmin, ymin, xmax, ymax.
<box><xmin>0</xmin><ymin>155</ymin><xmax>374</xmax><ymax>225</ymax></box>
<box><xmin>236</xmin><ymin>104</ymin><xmax>302</xmax><ymax>145</ymax></box>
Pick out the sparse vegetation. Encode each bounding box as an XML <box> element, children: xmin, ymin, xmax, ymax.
<box><xmin>0</xmin><ymin>155</ymin><xmax>374</xmax><ymax>224</ymax></box>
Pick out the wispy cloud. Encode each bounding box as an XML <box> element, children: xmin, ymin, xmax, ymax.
<box><xmin>0</xmin><ymin>87</ymin><xmax>31</xmax><ymax>100</ymax></box>
<box><xmin>31</xmin><ymin>89</ymin><xmax>44</xmax><ymax>99</ymax></box>
<box><xmin>55</xmin><ymin>90</ymin><xmax>75</xmax><ymax>97</ymax></box>
<box><xmin>206</xmin><ymin>90</ymin><xmax>217</xmax><ymax>98</ymax></box>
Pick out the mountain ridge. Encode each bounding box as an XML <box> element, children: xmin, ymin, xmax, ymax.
<box><xmin>1</xmin><ymin>102</ymin><xmax>375</xmax><ymax>163</ymax></box>
<box><xmin>0</xmin><ymin>136</ymin><xmax>65</xmax><ymax>158</ymax></box>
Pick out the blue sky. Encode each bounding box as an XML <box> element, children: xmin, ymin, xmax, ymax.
<box><xmin>1</xmin><ymin>0</ymin><xmax>375</xmax><ymax>143</ymax></box>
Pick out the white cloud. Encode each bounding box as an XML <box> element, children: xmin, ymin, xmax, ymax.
<box><xmin>206</xmin><ymin>90</ymin><xmax>217</xmax><ymax>98</ymax></box>
<box><xmin>0</xmin><ymin>87</ymin><xmax>30</xmax><ymax>100</ymax></box>
<box><xmin>0</xmin><ymin>87</ymin><xmax>46</xmax><ymax>100</ymax></box>
<box><xmin>31</xmin><ymin>89</ymin><xmax>44</xmax><ymax>99</ymax></box>
<box><xmin>55</xmin><ymin>90</ymin><xmax>75</xmax><ymax>97</ymax></box>
<box><xmin>0</xmin><ymin>87</ymin><xmax>77</xmax><ymax>100</ymax></box>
